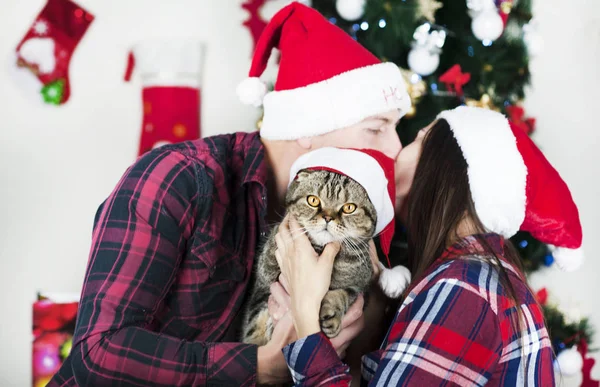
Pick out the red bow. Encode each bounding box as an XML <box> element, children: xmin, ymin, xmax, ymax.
<box><xmin>439</xmin><ymin>65</ymin><xmax>471</xmax><ymax>97</ymax></box>
<box><xmin>506</xmin><ymin>105</ymin><xmax>536</xmax><ymax>135</ymax></box>
<box><xmin>578</xmin><ymin>339</ymin><xmax>600</xmax><ymax>387</ymax></box>
<box><xmin>535</xmin><ymin>288</ymin><xmax>548</xmax><ymax>305</ymax></box>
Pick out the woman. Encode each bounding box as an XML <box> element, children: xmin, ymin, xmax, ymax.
<box><xmin>275</xmin><ymin>106</ymin><xmax>583</xmax><ymax>386</ymax></box>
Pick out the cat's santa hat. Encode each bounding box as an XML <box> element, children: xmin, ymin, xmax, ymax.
<box><xmin>237</xmin><ymin>2</ymin><xmax>410</xmax><ymax>140</ymax></box>
<box><xmin>438</xmin><ymin>106</ymin><xmax>584</xmax><ymax>271</ymax></box>
<box><xmin>289</xmin><ymin>147</ymin><xmax>411</xmax><ymax>299</ymax></box>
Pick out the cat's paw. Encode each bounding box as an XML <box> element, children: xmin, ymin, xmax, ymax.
<box><xmin>319</xmin><ymin>304</ymin><xmax>343</xmax><ymax>338</ymax></box>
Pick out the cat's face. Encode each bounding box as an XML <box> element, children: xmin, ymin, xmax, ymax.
<box><xmin>285</xmin><ymin>170</ymin><xmax>377</xmax><ymax>246</ymax></box>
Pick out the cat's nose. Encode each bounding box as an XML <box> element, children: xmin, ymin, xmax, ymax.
<box><xmin>323</xmin><ymin>215</ymin><xmax>332</xmax><ymax>223</ymax></box>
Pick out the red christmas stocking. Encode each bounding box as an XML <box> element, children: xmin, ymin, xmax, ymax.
<box><xmin>12</xmin><ymin>0</ymin><xmax>94</xmax><ymax>106</ymax></box>
<box><xmin>125</xmin><ymin>40</ymin><xmax>204</xmax><ymax>156</ymax></box>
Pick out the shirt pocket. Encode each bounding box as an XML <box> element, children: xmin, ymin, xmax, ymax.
<box><xmin>178</xmin><ymin>239</ymin><xmax>247</xmax><ymax>330</ymax></box>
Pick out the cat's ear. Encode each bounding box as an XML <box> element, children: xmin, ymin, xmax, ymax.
<box><xmin>295</xmin><ymin>170</ymin><xmax>313</xmax><ymax>181</ymax></box>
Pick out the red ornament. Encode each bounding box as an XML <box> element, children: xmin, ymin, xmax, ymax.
<box><xmin>578</xmin><ymin>339</ymin><xmax>600</xmax><ymax>387</ymax></box>
<box><xmin>439</xmin><ymin>64</ymin><xmax>471</xmax><ymax>97</ymax></box>
<box><xmin>506</xmin><ymin>105</ymin><xmax>536</xmax><ymax>135</ymax></box>
<box><xmin>242</xmin><ymin>0</ymin><xmax>268</xmax><ymax>55</ymax></box>
<box><xmin>535</xmin><ymin>288</ymin><xmax>548</xmax><ymax>305</ymax></box>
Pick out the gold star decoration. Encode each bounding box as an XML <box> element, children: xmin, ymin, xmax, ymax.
<box><xmin>465</xmin><ymin>94</ymin><xmax>500</xmax><ymax>111</ymax></box>
<box><xmin>400</xmin><ymin>68</ymin><xmax>427</xmax><ymax>118</ymax></box>
<box><xmin>417</xmin><ymin>0</ymin><xmax>443</xmax><ymax>23</ymax></box>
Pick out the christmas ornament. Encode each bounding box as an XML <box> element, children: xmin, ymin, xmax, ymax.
<box><xmin>335</xmin><ymin>0</ymin><xmax>366</xmax><ymax>21</ymax></box>
<box><xmin>59</xmin><ymin>336</ymin><xmax>73</xmax><ymax>360</ymax></box>
<box><xmin>11</xmin><ymin>0</ymin><xmax>94</xmax><ymax>106</ymax></box>
<box><xmin>417</xmin><ymin>0</ymin><xmax>443</xmax><ymax>23</ymax></box>
<box><xmin>465</xmin><ymin>93</ymin><xmax>497</xmax><ymax>110</ymax></box>
<box><xmin>467</xmin><ymin>0</ymin><xmax>504</xmax><ymax>42</ymax></box>
<box><xmin>241</xmin><ymin>0</ymin><xmax>268</xmax><ymax>55</ymax></box>
<box><xmin>400</xmin><ymin>68</ymin><xmax>427</xmax><ymax>104</ymax></box>
<box><xmin>555</xmin><ymin>347</ymin><xmax>584</xmax><ymax>376</ymax></box>
<box><xmin>407</xmin><ymin>23</ymin><xmax>446</xmax><ymax>76</ymax></box>
<box><xmin>125</xmin><ymin>40</ymin><xmax>205</xmax><ymax>156</ymax></box>
<box><xmin>499</xmin><ymin>0</ymin><xmax>513</xmax><ymax>25</ymax></box>
<box><xmin>506</xmin><ymin>105</ymin><xmax>535</xmax><ymax>135</ymax></box>
<box><xmin>535</xmin><ymin>287</ymin><xmax>548</xmax><ymax>305</ymax></box>
<box><xmin>578</xmin><ymin>340</ymin><xmax>600</xmax><ymax>387</ymax></box>
<box><xmin>439</xmin><ymin>64</ymin><xmax>471</xmax><ymax>97</ymax></box>
<box><xmin>41</xmin><ymin>79</ymin><xmax>65</xmax><ymax>105</ymax></box>
<box><xmin>523</xmin><ymin>19</ymin><xmax>544</xmax><ymax>57</ymax></box>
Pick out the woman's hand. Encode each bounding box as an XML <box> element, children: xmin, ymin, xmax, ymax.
<box><xmin>275</xmin><ymin>215</ymin><xmax>340</xmax><ymax>339</ymax></box>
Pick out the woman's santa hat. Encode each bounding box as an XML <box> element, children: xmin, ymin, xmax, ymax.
<box><xmin>237</xmin><ymin>2</ymin><xmax>411</xmax><ymax>140</ymax></box>
<box><xmin>288</xmin><ymin>147</ymin><xmax>411</xmax><ymax>299</ymax></box>
<box><xmin>438</xmin><ymin>106</ymin><xmax>584</xmax><ymax>271</ymax></box>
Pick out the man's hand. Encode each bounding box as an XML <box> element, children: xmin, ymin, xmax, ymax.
<box><xmin>257</xmin><ymin>312</ymin><xmax>295</xmax><ymax>385</ymax></box>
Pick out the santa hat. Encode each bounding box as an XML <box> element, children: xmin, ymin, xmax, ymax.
<box><xmin>237</xmin><ymin>2</ymin><xmax>411</xmax><ymax>140</ymax></box>
<box><xmin>288</xmin><ymin>147</ymin><xmax>411</xmax><ymax>299</ymax></box>
<box><xmin>438</xmin><ymin>106</ymin><xmax>583</xmax><ymax>271</ymax></box>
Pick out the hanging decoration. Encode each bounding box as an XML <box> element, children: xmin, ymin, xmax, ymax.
<box><xmin>242</xmin><ymin>0</ymin><xmax>268</xmax><ymax>55</ymax></box>
<box><xmin>125</xmin><ymin>39</ymin><xmax>205</xmax><ymax>156</ymax></box>
<box><xmin>498</xmin><ymin>0</ymin><xmax>514</xmax><ymax>26</ymax></box>
<box><xmin>11</xmin><ymin>0</ymin><xmax>94</xmax><ymax>106</ymax></box>
<box><xmin>439</xmin><ymin>64</ymin><xmax>471</xmax><ymax>97</ymax></box>
<box><xmin>400</xmin><ymin>68</ymin><xmax>427</xmax><ymax>117</ymax></box>
<box><xmin>335</xmin><ymin>0</ymin><xmax>366</xmax><ymax>21</ymax></box>
<box><xmin>417</xmin><ymin>0</ymin><xmax>443</xmax><ymax>23</ymax></box>
<box><xmin>407</xmin><ymin>23</ymin><xmax>446</xmax><ymax>76</ymax></box>
<box><xmin>466</xmin><ymin>0</ymin><xmax>504</xmax><ymax>43</ymax></box>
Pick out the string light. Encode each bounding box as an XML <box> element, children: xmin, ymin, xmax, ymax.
<box><xmin>467</xmin><ymin>46</ymin><xmax>475</xmax><ymax>57</ymax></box>
<box><xmin>379</xmin><ymin>19</ymin><xmax>387</xmax><ymax>28</ymax></box>
<box><xmin>360</xmin><ymin>21</ymin><xmax>369</xmax><ymax>30</ymax></box>
<box><xmin>482</xmin><ymin>39</ymin><xmax>493</xmax><ymax>47</ymax></box>
<box><xmin>329</xmin><ymin>17</ymin><xmax>337</xmax><ymax>24</ymax></box>
<box><xmin>352</xmin><ymin>23</ymin><xmax>360</xmax><ymax>31</ymax></box>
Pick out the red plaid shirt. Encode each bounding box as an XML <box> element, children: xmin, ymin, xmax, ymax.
<box><xmin>50</xmin><ymin>132</ymin><xmax>269</xmax><ymax>386</ymax></box>
<box><xmin>283</xmin><ymin>234</ymin><xmax>555</xmax><ymax>386</ymax></box>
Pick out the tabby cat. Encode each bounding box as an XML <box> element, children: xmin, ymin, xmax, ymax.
<box><xmin>242</xmin><ymin>169</ymin><xmax>376</xmax><ymax>345</ymax></box>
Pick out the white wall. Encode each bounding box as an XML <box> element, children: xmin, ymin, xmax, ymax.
<box><xmin>0</xmin><ymin>0</ymin><xmax>597</xmax><ymax>385</ymax></box>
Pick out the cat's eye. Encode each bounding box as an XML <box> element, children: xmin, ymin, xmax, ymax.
<box><xmin>342</xmin><ymin>203</ymin><xmax>357</xmax><ymax>214</ymax></box>
<box><xmin>307</xmin><ymin>195</ymin><xmax>321</xmax><ymax>207</ymax></box>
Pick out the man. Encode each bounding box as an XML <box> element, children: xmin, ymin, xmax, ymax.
<box><xmin>49</xmin><ymin>3</ymin><xmax>412</xmax><ymax>386</ymax></box>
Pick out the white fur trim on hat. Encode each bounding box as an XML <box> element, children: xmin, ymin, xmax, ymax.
<box><xmin>131</xmin><ymin>39</ymin><xmax>204</xmax><ymax>87</ymax></box>
<box><xmin>551</xmin><ymin>246</ymin><xmax>584</xmax><ymax>272</ymax></box>
<box><xmin>437</xmin><ymin>106</ymin><xmax>528</xmax><ymax>238</ymax></box>
<box><xmin>288</xmin><ymin>147</ymin><xmax>394</xmax><ymax>235</ymax></box>
<box><xmin>378</xmin><ymin>262</ymin><xmax>411</xmax><ymax>299</ymax></box>
<box><xmin>261</xmin><ymin>63</ymin><xmax>411</xmax><ymax>140</ymax></box>
<box><xmin>236</xmin><ymin>77</ymin><xmax>268</xmax><ymax>107</ymax></box>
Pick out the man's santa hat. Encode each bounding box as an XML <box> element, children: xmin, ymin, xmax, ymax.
<box><xmin>237</xmin><ymin>2</ymin><xmax>411</xmax><ymax>140</ymax></box>
<box><xmin>288</xmin><ymin>147</ymin><xmax>411</xmax><ymax>299</ymax></box>
<box><xmin>438</xmin><ymin>106</ymin><xmax>584</xmax><ymax>271</ymax></box>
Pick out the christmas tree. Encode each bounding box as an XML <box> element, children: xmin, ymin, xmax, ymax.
<box><xmin>307</xmin><ymin>0</ymin><xmax>595</xmax><ymax>380</ymax></box>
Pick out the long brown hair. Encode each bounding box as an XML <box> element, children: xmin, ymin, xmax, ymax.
<box><xmin>406</xmin><ymin>118</ymin><xmax>528</xmax><ymax>333</ymax></box>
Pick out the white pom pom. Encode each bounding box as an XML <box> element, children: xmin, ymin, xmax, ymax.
<box><xmin>554</xmin><ymin>347</ymin><xmax>583</xmax><ymax>376</ymax></box>
<box><xmin>378</xmin><ymin>263</ymin><xmax>411</xmax><ymax>299</ymax></box>
<box><xmin>236</xmin><ymin>77</ymin><xmax>267</xmax><ymax>107</ymax></box>
<box><xmin>552</xmin><ymin>246</ymin><xmax>584</xmax><ymax>272</ymax></box>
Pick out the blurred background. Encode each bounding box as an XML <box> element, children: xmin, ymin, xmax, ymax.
<box><xmin>0</xmin><ymin>0</ymin><xmax>598</xmax><ymax>385</ymax></box>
